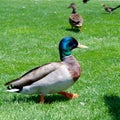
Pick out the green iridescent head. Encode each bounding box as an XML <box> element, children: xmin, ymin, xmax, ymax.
<box><xmin>59</xmin><ymin>37</ymin><xmax>88</xmax><ymax>60</ymax></box>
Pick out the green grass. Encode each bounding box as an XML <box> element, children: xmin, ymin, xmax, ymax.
<box><xmin>0</xmin><ymin>0</ymin><xmax>120</xmax><ymax>120</ymax></box>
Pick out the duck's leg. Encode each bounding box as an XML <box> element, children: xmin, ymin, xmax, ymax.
<box><xmin>58</xmin><ymin>91</ymin><xmax>78</xmax><ymax>99</ymax></box>
<box><xmin>79</xmin><ymin>26</ymin><xmax>82</xmax><ymax>32</ymax></box>
<box><xmin>40</xmin><ymin>95</ymin><xmax>44</xmax><ymax>103</ymax></box>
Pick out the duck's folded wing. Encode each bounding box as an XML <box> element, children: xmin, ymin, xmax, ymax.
<box><xmin>70</xmin><ymin>14</ymin><xmax>83</xmax><ymax>23</ymax></box>
<box><xmin>5</xmin><ymin>62</ymin><xmax>63</xmax><ymax>87</ymax></box>
<box><xmin>21</xmin><ymin>63</ymin><xmax>74</xmax><ymax>94</ymax></box>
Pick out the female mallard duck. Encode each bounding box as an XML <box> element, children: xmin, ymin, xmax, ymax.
<box><xmin>5</xmin><ymin>37</ymin><xmax>88</xmax><ymax>103</ymax></box>
<box><xmin>103</xmin><ymin>4</ymin><xmax>120</xmax><ymax>14</ymax></box>
<box><xmin>68</xmin><ymin>3</ymin><xmax>83</xmax><ymax>31</ymax></box>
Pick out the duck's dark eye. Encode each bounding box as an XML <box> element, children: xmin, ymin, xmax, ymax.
<box><xmin>69</xmin><ymin>42</ymin><xmax>74</xmax><ymax>46</ymax></box>
<box><xmin>68</xmin><ymin>40</ymin><xmax>77</xmax><ymax>48</ymax></box>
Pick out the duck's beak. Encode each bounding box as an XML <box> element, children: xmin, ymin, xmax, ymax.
<box><xmin>77</xmin><ymin>43</ymin><xmax>88</xmax><ymax>48</ymax></box>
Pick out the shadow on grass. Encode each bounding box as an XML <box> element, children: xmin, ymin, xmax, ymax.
<box><xmin>44</xmin><ymin>95</ymin><xmax>69</xmax><ymax>104</ymax></box>
<box><xmin>10</xmin><ymin>94</ymin><xmax>69</xmax><ymax>104</ymax></box>
<box><xmin>104</xmin><ymin>95</ymin><xmax>120</xmax><ymax>120</ymax></box>
<box><xmin>102</xmin><ymin>12</ymin><xmax>120</xmax><ymax>15</ymax></box>
<box><xmin>66</xmin><ymin>28</ymin><xmax>80</xmax><ymax>33</ymax></box>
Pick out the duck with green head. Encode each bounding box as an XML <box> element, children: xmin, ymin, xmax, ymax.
<box><xmin>5</xmin><ymin>37</ymin><xmax>88</xmax><ymax>103</ymax></box>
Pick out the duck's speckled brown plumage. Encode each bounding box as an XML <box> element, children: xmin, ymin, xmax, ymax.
<box><xmin>68</xmin><ymin>3</ymin><xmax>83</xmax><ymax>31</ymax></box>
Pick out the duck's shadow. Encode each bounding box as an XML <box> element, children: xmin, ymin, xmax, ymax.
<box><xmin>102</xmin><ymin>12</ymin><xmax>119</xmax><ymax>15</ymax></box>
<box><xmin>10</xmin><ymin>94</ymin><xmax>69</xmax><ymax>104</ymax></box>
<box><xmin>66</xmin><ymin>28</ymin><xmax>80</xmax><ymax>33</ymax></box>
<box><xmin>104</xmin><ymin>95</ymin><xmax>120</xmax><ymax>120</ymax></box>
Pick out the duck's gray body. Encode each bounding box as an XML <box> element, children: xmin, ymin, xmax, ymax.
<box><xmin>6</xmin><ymin>56</ymin><xmax>80</xmax><ymax>95</ymax></box>
<box><xmin>21</xmin><ymin>56</ymin><xmax>80</xmax><ymax>95</ymax></box>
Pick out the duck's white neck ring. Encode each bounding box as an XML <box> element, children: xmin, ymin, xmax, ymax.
<box><xmin>62</xmin><ymin>55</ymin><xmax>72</xmax><ymax>61</ymax></box>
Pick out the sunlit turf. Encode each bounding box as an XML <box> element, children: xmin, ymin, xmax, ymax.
<box><xmin>0</xmin><ymin>0</ymin><xmax>120</xmax><ymax>120</ymax></box>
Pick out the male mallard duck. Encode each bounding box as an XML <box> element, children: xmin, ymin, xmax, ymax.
<box><xmin>68</xmin><ymin>3</ymin><xmax>83</xmax><ymax>31</ymax></box>
<box><xmin>103</xmin><ymin>4</ymin><xmax>120</xmax><ymax>14</ymax></box>
<box><xmin>5</xmin><ymin>37</ymin><xmax>88</xmax><ymax>103</ymax></box>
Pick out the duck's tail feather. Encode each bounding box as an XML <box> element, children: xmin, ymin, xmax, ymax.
<box><xmin>7</xmin><ymin>89</ymin><xmax>20</xmax><ymax>92</ymax></box>
<box><xmin>6</xmin><ymin>84</ymin><xmax>22</xmax><ymax>93</ymax></box>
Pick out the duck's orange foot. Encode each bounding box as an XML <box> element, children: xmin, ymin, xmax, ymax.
<box><xmin>58</xmin><ymin>91</ymin><xmax>78</xmax><ymax>99</ymax></box>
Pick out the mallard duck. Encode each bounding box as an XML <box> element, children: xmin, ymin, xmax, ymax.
<box><xmin>103</xmin><ymin>4</ymin><xmax>120</xmax><ymax>14</ymax></box>
<box><xmin>5</xmin><ymin>37</ymin><xmax>88</xmax><ymax>103</ymax></box>
<box><xmin>68</xmin><ymin>3</ymin><xmax>83</xmax><ymax>31</ymax></box>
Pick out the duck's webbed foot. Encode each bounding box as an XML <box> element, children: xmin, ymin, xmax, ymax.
<box><xmin>58</xmin><ymin>91</ymin><xmax>78</xmax><ymax>99</ymax></box>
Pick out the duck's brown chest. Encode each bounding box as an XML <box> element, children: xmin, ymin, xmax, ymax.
<box><xmin>63</xmin><ymin>56</ymin><xmax>81</xmax><ymax>82</ymax></box>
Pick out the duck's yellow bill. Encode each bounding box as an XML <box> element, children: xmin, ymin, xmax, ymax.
<box><xmin>77</xmin><ymin>43</ymin><xmax>88</xmax><ymax>48</ymax></box>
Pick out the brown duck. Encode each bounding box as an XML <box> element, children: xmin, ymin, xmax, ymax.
<box><xmin>103</xmin><ymin>4</ymin><xmax>120</xmax><ymax>14</ymax></box>
<box><xmin>68</xmin><ymin>3</ymin><xmax>83</xmax><ymax>32</ymax></box>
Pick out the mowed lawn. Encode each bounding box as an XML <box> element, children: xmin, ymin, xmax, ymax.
<box><xmin>0</xmin><ymin>0</ymin><xmax>120</xmax><ymax>120</ymax></box>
